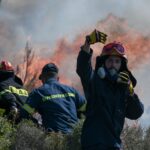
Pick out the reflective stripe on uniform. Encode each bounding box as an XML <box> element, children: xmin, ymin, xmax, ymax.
<box><xmin>42</xmin><ymin>92</ymin><xmax>75</xmax><ymax>102</ymax></box>
<box><xmin>0</xmin><ymin>86</ymin><xmax>31</xmax><ymax>114</ymax></box>
<box><xmin>0</xmin><ymin>86</ymin><xmax>28</xmax><ymax>97</ymax></box>
<box><xmin>9</xmin><ymin>86</ymin><xmax>28</xmax><ymax>96</ymax></box>
<box><xmin>22</xmin><ymin>104</ymin><xmax>35</xmax><ymax>114</ymax></box>
<box><xmin>0</xmin><ymin>89</ymin><xmax>11</xmax><ymax>97</ymax></box>
<box><xmin>78</xmin><ymin>103</ymin><xmax>87</xmax><ymax>112</ymax></box>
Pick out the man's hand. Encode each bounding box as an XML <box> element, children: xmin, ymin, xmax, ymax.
<box><xmin>117</xmin><ymin>71</ymin><xmax>134</xmax><ymax>96</ymax></box>
<box><xmin>86</xmin><ymin>29</ymin><xmax>107</xmax><ymax>44</ymax></box>
<box><xmin>82</xmin><ymin>29</ymin><xmax>107</xmax><ymax>53</ymax></box>
<box><xmin>117</xmin><ymin>72</ymin><xmax>130</xmax><ymax>84</ymax></box>
<box><xmin>81</xmin><ymin>39</ymin><xmax>91</xmax><ymax>53</ymax></box>
<box><xmin>8</xmin><ymin>107</ymin><xmax>19</xmax><ymax>121</ymax></box>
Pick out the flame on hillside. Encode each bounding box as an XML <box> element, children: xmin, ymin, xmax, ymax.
<box><xmin>16</xmin><ymin>14</ymin><xmax>150</xmax><ymax>91</ymax></box>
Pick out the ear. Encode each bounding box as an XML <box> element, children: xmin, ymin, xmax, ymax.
<box><xmin>57</xmin><ymin>77</ymin><xmax>59</xmax><ymax>81</ymax></box>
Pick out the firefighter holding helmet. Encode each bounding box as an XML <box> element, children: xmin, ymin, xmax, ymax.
<box><xmin>76</xmin><ymin>30</ymin><xmax>144</xmax><ymax>150</ymax></box>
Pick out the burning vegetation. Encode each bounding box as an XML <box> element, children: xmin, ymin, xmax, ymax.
<box><xmin>15</xmin><ymin>14</ymin><xmax>150</xmax><ymax>91</ymax></box>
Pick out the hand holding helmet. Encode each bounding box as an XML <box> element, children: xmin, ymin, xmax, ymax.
<box><xmin>8</xmin><ymin>106</ymin><xmax>19</xmax><ymax>121</ymax></box>
<box><xmin>117</xmin><ymin>71</ymin><xmax>134</xmax><ymax>96</ymax></box>
<box><xmin>86</xmin><ymin>29</ymin><xmax>107</xmax><ymax>44</ymax></box>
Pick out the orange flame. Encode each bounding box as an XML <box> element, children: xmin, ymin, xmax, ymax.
<box><xmin>17</xmin><ymin>14</ymin><xmax>150</xmax><ymax>92</ymax></box>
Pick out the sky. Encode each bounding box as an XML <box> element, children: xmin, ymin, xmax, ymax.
<box><xmin>0</xmin><ymin>0</ymin><xmax>150</xmax><ymax>53</ymax></box>
<box><xmin>0</xmin><ymin>0</ymin><xmax>150</xmax><ymax>127</ymax></box>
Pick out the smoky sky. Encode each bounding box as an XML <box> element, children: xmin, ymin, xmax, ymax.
<box><xmin>0</xmin><ymin>0</ymin><xmax>150</xmax><ymax>60</ymax></box>
<box><xmin>0</xmin><ymin>0</ymin><xmax>150</xmax><ymax>126</ymax></box>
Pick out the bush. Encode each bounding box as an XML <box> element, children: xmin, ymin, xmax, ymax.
<box><xmin>2</xmin><ymin>117</ymin><xmax>150</xmax><ymax>150</ymax></box>
<box><xmin>65</xmin><ymin>121</ymin><xmax>83</xmax><ymax>150</ymax></box>
<box><xmin>143</xmin><ymin>127</ymin><xmax>150</xmax><ymax>150</ymax></box>
<box><xmin>121</xmin><ymin>124</ymin><xmax>144</xmax><ymax>150</ymax></box>
<box><xmin>11</xmin><ymin>120</ymin><xmax>46</xmax><ymax>150</ymax></box>
<box><xmin>11</xmin><ymin>119</ymin><xmax>83</xmax><ymax>150</ymax></box>
<box><xmin>0</xmin><ymin>117</ymin><xmax>15</xmax><ymax>150</ymax></box>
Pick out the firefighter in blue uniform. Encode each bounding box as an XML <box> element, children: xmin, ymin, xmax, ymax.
<box><xmin>24</xmin><ymin>63</ymin><xmax>85</xmax><ymax>133</ymax></box>
<box><xmin>0</xmin><ymin>60</ymin><xmax>28</xmax><ymax>122</ymax></box>
<box><xmin>76</xmin><ymin>31</ymin><xmax>144</xmax><ymax>150</ymax></box>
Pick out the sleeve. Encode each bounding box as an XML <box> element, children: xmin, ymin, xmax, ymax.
<box><xmin>2</xmin><ymin>93</ymin><xmax>17</xmax><ymax>108</ymax></box>
<box><xmin>26</xmin><ymin>89</ymin><xmax>41</xmax><ymax>110</ymax></box>
<box><xmin>74</xmin><ymin>88</ymin><xmax>86</xmax><ymax>110</ymax></box>
<box><xmin>23</xmin><ymin>89</ymin><xmax>41</xmax><ymax>114</ymax></box>
<box><xmin>0</xmin><ymin>86</ymin><xmax>17</xmax><ymax>109</ymax></box>
<box><xmin>76</xmin><ymin>48</ymin><xmax>94</xmax><ymax>95</ymax></box>
<box><xmin>125</xmin><ymin>93</ymin><xmax>144</xmax><ymax>120</ymax></box>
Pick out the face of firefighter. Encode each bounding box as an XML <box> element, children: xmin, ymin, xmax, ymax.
<box><xmin>104</xmin><ymin>56</ymin><xmax>122</xmax><ymax>76</ymax></box>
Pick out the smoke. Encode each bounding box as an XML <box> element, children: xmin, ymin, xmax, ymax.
<box><xmin>18</xmin><ymin>14</ymin><xmax>150</xmax><ymax>127</ymax></box>
<box><xmin>1</xmin><ymin>0</ymin><xmax>150</xmax><ymax>126</ymax></box>
<box><xmin>0</xmin><ymin>0</ymin><xmax>150</xmax><ymax>61</ymax></box>
<box><xmin>17</xmin><ymin>14</ymin><xmax>150</xmax><ymax>91</ymax></box>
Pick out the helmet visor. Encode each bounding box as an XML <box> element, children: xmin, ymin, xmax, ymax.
<box><xmin>103</xmin><ymin>43</ymin><xmax>125</xmax><ymax>54</ymax></box>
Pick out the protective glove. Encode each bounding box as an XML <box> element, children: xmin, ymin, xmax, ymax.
<box><xmin>128</xmin><ymin>81</ymin><xmax>134</xmax><ymax>96</ymax></box>
<box><xmin>117</xmin><ymin>71</ymin><xmax>134</xmax><ymax>96</ymax></box>
<box><xmin>86</xmin><ymin>29</ymin><xmax>107</xmax><ymax>44</ymax></box>
<box><xmin>8</xmin><ymin>106</ymin><xmax>19</xmax><ymax>121</ymax></box>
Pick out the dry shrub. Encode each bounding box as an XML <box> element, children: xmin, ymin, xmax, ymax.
<box><xmin>122</xmin><ymin>125</ymin><xmax>144</xmax><ymax>150</ymax></box>
<box><xmin>0</xmin><ymin>117</ymin><xmax>15</xmax><ymax>150</ymax></box>
<box><xmin>11</xmin><ymin>120</ymin><xmax>46</xmax><ymax>150</ymax></box>
<box><xmin>2</xmin><ymin>118</ymin><xmax>150</xmax><ymax>150</ymax></box>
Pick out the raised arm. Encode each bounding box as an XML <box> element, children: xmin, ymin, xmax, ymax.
<box><xmin>76</xmin><ymin>40</ymin><xmax>94</xmax><ymax>93</ymax></box>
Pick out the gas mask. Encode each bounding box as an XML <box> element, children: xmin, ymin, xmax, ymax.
<box><xmin>97</xmin><ymin>67</ymin><xmax>118</xmax><ymax>82</ymax></box>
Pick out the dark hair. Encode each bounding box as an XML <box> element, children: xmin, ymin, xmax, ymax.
<box><xmin>39</xmin><ymin>63</ymin><xmax>58</xmax><ymax>80</ymax></box>
<box><xmin>46</xmin><ymin>72</ymin><xmax>58</xmax><ymax>78</ymax></box>
<box><xmin>40</xmin><ymin>71</ymin><xmax>58</xmax><ymax>80</ymax></box>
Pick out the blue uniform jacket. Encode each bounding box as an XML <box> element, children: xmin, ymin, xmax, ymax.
<box><xmin>26</xmin><ymin>78</ymin><xmax>85</xmax><ymax>133</ymax></box>
<box><xmin>76</xmin><ymin>49</ymin><xmax>144</xmax><ymax>148</ymax></box>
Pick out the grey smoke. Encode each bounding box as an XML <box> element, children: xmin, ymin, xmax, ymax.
<box><xmin>0</xmin><ymin>0</ymin><xmax>150</xmax><ymax>60</ymax></box>
<box><xmin>0</xmin><ymin>0</ymin><xmax>150</xmax><ymax>126</ymax></box>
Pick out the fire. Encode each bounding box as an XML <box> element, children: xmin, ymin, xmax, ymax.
<box><xmin>17</xmin><ymin>14</ymin><xmax>150</xmax><ymax>92</ymax></box>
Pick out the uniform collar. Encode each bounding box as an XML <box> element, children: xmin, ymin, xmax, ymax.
<box><xmin>46</xmin><ymin>78</ymin><xmax>58</xmax><ymax>84</ymax></box>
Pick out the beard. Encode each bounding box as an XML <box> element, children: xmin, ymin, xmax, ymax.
<box><xmin>108</xmin><ymin>68</ymin><xmax>118</xmax><ymax>77</ymax></box>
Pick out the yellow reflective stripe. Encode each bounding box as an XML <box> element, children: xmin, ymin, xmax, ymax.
<box><xmin>129</xmin><ymin>82</ymin><xmax>134</xmax><ymax>96</ymax></box>
<box><xmin>42</xmin><ymin>92</ymin><xmax>75</xmax><ymax>102</ymax></box>
<box><xmin>0</xmin><ymin>87</ymin><xmax>30</xmax><ymax>114</ymax></box>
<box><xmin>67</xmin><ymin>93</ymin><xmax>75</xmax><ymax>97</ymax></box>
<box><xmin>0</xmin><ymin>89</ymin><xmax>11</xmax><ymax>98</ymax></box>
<box><xmin>0</xmin><ymin>86</ymin><xmax>28</xmax><ymax>98</ymax></box>
<box><xmin>9</xmin><ymin>86</ymin><xmax>28</xmax><ymax>96</ymax></box>
<box><xmin>22</xmin><ymin>104</ymin><xmax>35</xmax><ymax>114</ymax></box>
<box><xmin>78</xmin><ymin>103</ymin><xmax>87</xmax><ymax>111</ymax></box>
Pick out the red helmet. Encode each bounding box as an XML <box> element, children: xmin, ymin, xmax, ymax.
<box><xmin>0</xmin><ymin>60</ymin><xmax>14</xmax><ymax>72</ymax></box>
<box><xmin>100</xmin><ymin>42</ymin><xmax>127</xmax><ymax>60</ymax></box>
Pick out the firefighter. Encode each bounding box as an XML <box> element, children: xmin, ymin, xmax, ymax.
<box><xmin>24</xmin><ymin>63</ymin><xmax>86</xmax><ymax>133</ymax></box>
<box><xmin>0</xmin><ymin>60</ymin><xmax>28</xmax><ymax>122</ymax></box>
<box><xmin>76</xmin><ymin>32</ymin><xmax>144</xmax><ymax>150</ymax></box>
